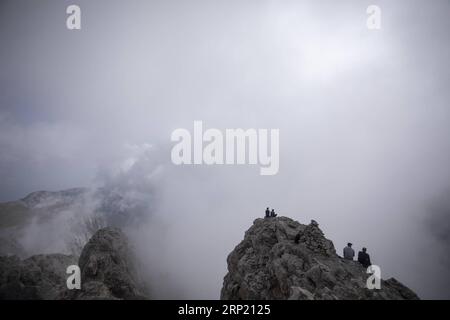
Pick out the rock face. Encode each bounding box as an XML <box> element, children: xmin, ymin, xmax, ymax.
<box><xmin>221</xmin><ymin>217</ymin><xmax>419</xmax><ymax>300</ymax></box>
<box><xmin>74</xmin><ymin>227</ymin><xmax>145</xmax><ymax>299</ymax></box>
<box><xmin>0</xmin><ymin>227</ymin><xmax>146</xmax><ymax>300</ymax></box>
<box><xmin>0</xmin><ymin>254</ymin><xmax>77</xmax><ymax>299</ymax></box>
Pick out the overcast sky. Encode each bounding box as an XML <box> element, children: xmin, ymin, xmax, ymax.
<box><xmin>0</xmin><ymin>0</ymin><xmax>449</xmax><ymax>299</ymax></box>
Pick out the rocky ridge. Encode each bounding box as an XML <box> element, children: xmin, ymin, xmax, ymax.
<box><xmin>0</xmin><ymin>227</ymin><xmax>145</xmax><ymax>299</ymax></box>
<box><xmin>221</xmin><ymin>217</ymin><xmax>419</xmax><ymax>300</ymax></box>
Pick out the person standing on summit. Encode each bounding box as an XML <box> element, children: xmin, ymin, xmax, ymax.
<box><xmin>343</xmin><ymin>243</ymin><xmax>355</xmax><ymax>260</ymax></box>
<box><xmin>265</xmin><ymin>207</ymin><xmax>270</xmax><ymax>218</ymax></box>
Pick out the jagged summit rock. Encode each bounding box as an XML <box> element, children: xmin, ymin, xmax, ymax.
<box><xmin>73</xmin><ymin>227</ymin><xmax>146</xmax><ymax>299</ymax></box>
<box><xmin>221</xmin><ymin>216</ymin><xmax>419</xmax><ymax>300</ymax></box>
<box><xmin>0</xmin><ymin>227</ymin><xmax>147</xmax><ymax>300</ymax></box>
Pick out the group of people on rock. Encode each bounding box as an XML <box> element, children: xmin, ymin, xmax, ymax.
<box><xmin>265</xmin><ymin>207</ymin><xmax>372</xmax><ymax>268</ymax></box>
<box><xmin>264</xmin><ymin>207</ymin><xmax>277</xmax><ymax>218</ymax></box>
<box><xmin>261</xmin><ymin>208</ymin><xmax>373</xmax><ymax>269</ymax></box>
<box><xmin>343</xmin><ymin>242</ymin><xmax>372</xmax><ymax>268</ymax></box>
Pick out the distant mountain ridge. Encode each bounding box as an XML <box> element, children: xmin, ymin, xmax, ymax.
<box><xmin>0</xmin><ymin>187</ymin><xmax>149</xmax><ymax>257</ymax></box>
<box><xmin>20</xmin><ymin>188</ymin><xmax>88</xmax><ymax>209</ymax></box>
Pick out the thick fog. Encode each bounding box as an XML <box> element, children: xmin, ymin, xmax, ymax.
<box><xmin>0</xmin><ymin>0</ymin><xmax>449</xmax><ymax>299</ymax></box>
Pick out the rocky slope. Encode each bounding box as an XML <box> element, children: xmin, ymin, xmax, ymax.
<box><xmin>0</xmin><ymin>227</ymin><xmax>146</xmax><ymax>300</ymax></box>
<box><xmin>0</xmin><ymin>254</ymin><xmax>77</xmax><ymax>299</ymax></box>
<box><xmin>221</xmin><ymin>217</ymin><xmax>419</xmax><ymax>300</ymax></box>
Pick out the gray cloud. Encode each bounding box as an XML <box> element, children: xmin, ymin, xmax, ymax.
<box><xmin>0</xmin><ymin>0</ymin><xmax>449</xmax><ymax>298</ymax></box>
<box><xmin>426</xmin><ymin>190</ymin><xmax>450</xmax><ymax>264</ymax></box>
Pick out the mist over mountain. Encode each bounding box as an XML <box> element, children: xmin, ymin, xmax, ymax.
<box><xmin>0</xmin><ymin>0</ymin><xmax>449</xmax><ymax>299</ymax></box>
<box><xmin>0</xmin><ymin>185</ymin><xmax>158</xmax><ymax>257</ymax></box>
<box><xmin>1</xmin><ymin>214</ymin><xmax>420</xmax><ymax>300</ymax></box>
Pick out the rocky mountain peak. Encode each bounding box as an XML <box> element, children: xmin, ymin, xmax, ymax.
<box><xmin>73</xmin><ymin>227</ymin><xmax>146</xmax><ymax>299</ymax></box>
<box><xmin>221</xmin><ymin>216</ymin><xmax>419</xmax><ymax>300</ymax></box>
<box><xmin>0</xmin><ymin>227</ymin><xmax>146</xmax><ymax>300</ymax></box>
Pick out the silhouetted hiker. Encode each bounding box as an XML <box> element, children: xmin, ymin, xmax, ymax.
<box><xmin>343</xmin><ymin>243</ymin><xmax>355</xmax><ymax>260</ymax></box>
<box><xmin>358</xmin><ymin>247</ymin><xmax>372</xmax><ymax>268</ymax></box>
<box><xmin>270</xmin><ymin>209</ymin><xmax>277</xmax><ymax>217</ymax></box>
<box><xmin>265</xmin><ymin>207</ymin><xmax>270</xmax><ymax>218</ymax></box>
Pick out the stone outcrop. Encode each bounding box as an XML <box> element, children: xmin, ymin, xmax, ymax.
<box><xmin>74</xmin><ymin>227</ymin><xmax>145</xmax><ymax>299</ymax></box>
<box><xmin>0</xmin><ymin>254</ymin><xmax>76</xmax><ymax>299</ymax></box>
<box><xmin>221</xmin><ymin>217</ymin><xmax>419</xmax><ymax>300</ymax></box>
<box><xmin>0</xmin><ymin>227</ymin><xmax>146</xmax><ymax>300</ymax></box>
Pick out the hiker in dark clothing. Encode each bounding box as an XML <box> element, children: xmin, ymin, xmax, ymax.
<box><xmin>358</xmin><ymin>247</ymin><xmax>372</xmax><ymax>268</ymax></box>
<box><xmin>270</xmin><ymin>209</ymin><xmax>277</xmax><ymax>217</ymax></box>
<box><xmin>265</xmin><ymin>207</ymin><xmax>270</xmax><ymax>218</ymax></box>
